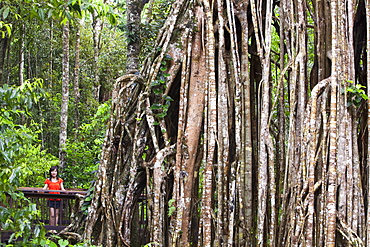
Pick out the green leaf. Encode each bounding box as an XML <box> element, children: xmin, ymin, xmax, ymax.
<box><xmin>49</xmin><ymin>241</ymin><xmax>58</xmax><ymax>247</ymax></box>
<box><xmin>61</xmin><ymin>17</ymin><xmax>68</xmax><ymax>25</ymax></box>
<box><xmin>162</xmin><ymin>95</ymin><xmax>173</xmax><ymax>101</ymax></box>
<box><xmin>151</xmin><ymin>81</ymin><xmax>160</xmax><ymax>87</ymax></box>
<box><xmin>2</xmin><ymin>6</ymin><xmax>10</xmax><ymax>19</ymax></box>
<box><xmin>108</xmin><ymin>13</ymin><xmax>118</xmax><ymax>25</ymax></box>
<box><xmin>47</xmin><ymin>8</ymin><xmax>53</xmax><ymax>19</ymax></box>
<box><xmin>168</xmin><ymin>206</ymin><xmax>176</xmax><ymax>216</ymax></box>
<box><xmin>165</xmin><ymin>54</ymin><xmax>173</xmax><ymax>60</ymax></box>
<box><xmin>153</xmin><ymin>88</ymin><xmax>163</xmax><ymax>95</ymax></box>
<box><xmin>38</xmin><ymin>8</ymin><xmax>45</xmax><ymax>21</ymax></box>
<box><xmin>150</xmin><ymin>103</ymin><xmax>162</xmax><ymax>110</ymax></box>
<box><xmin>9</xmin><ymin>167</ymin><xmax>19</xmax><ymax>183</ymax></box>
<box><xmin>157</xmin><ymin>112</ymin><xmax>167</xmax><ymax>118</ymax></box>
<box><xmin>33</xmin><ymin>225</ymin><xmax>40</xmax><ymax>237</ymax></box>
<box><xmin>58</xmin><ymin>239</ymin><xmax>69</xmax><ymax>247</ymax></box>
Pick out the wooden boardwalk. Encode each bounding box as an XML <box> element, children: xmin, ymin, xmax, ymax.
<box><xmin>1</xmin><ymin>187</ymin><xmax>87</xmax><ymax>243</ymax></box>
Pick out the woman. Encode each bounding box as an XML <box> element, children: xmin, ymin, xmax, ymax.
<box><xmin>43</xmin><ymin>166</ymin><xmax>65</xmax><ymax>226</ymax></box>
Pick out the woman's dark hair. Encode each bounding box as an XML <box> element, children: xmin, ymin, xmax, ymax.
<box><xmin>49</xmin><ymin>166</ymin><xmax>59</xmax><ymax>180</ymax></box>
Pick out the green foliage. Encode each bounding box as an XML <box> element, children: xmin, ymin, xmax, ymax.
<box><xmin>0</xmin><ymin>80</ymin><xmax>44</xmax><ymax>162</ymax></box>
<box><xmin>140</xmin><ymin>0</ymin><xmax>175</xmax><ymax>62</ymax></box>
<box><xmin>346</xmin><ymin>80</ymin><xmax>368</xmax><ymax>107</ymax></box>
<box><xmin>36</xmin><ymin>236</ymin><xmax>101</xmax><ymax>247</ymax></box>
<box><xmin>64</xmin><ymin>102</ymin><xmax>110</xmax><ymax>188</ymax></box>
<box><xmin>0</xmin><ymin>21</ymin><xmax>12</xmax><ymax>38</ymax></box>
<box><xmin>80</xmin><ymin>186</ymin><xmax>95</xmax><ymax>215</ymax></box>
<box><xmin>63</xmin><ymin>139</ymin><xmax>100</xmax><ymax>188</ymax></box>
<box><xmin>0</xmin><ymin>82</ymin><xmax>46</xmax><ymax>245</ymax></box>
<box><xmin>168</xmin><ymin>198</ymin><xmax>176</xmax><ymax>216</ymax></box>
<box><xmin>1</xmin><ymin>0</ymin><xmax>127</xmax><ymax>159</ymax></box>
<box><xmin>15</xmin><ymin>145</ymin><xmax>59</xmax><ymax>187</ymax></box>
<box><xmin>149</xmin><ymin>56</ymin><xmax>174</xmax><ymax>120</ymax></box>
<box><xmin>98</xmin><ymin>26</ymin><xmax>128</xmax><ymax>82</ymax></box>
<box><xmin>0</xmin><ymin>0</ymin><xmax>120</xmax><ymax>26</ymax></box>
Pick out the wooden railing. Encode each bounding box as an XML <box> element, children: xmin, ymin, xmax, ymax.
<box><xmin>2</xmin><ymin>188</ymin><xmax>151</xmax><ymax>245</ymax></box>
<box><xmin>12</xmin><ymin>187</ymin><xmax>87</xmax><ymax>226</ymax></box>
<box><xmin>1</xmin><ymin>187</ymin><xmax>87</xmax><ymax>243</ymax></box>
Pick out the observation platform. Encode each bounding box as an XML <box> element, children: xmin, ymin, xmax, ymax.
<box><xmin>1</xmin><ymin>187</ymin><xmax>87</xmax><ymax>243</ymax></box>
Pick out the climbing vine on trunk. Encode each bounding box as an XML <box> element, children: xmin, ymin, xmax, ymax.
<box><xmin>66</xmin><ymin>0</ymin><xmax>370</xmax><ymax>246</ymax></box>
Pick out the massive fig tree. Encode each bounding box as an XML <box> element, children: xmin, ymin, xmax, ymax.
<box><xmin>64</xmin><ymin>0</ymin><xmax>370</xmax><ymax>246</ymax></box>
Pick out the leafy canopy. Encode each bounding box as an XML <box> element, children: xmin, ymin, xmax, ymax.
<box><xmin>0</xmin><ymin>80</ymin><xmax>49</xmax><ymax>245</ymax></box>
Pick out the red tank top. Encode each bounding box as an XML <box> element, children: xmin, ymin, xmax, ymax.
<box><xmin>44</xmin><ymin>178</ymin><xmax>63</xmax><ymax>201</ymax></box>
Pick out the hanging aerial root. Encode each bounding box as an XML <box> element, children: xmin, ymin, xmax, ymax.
<box><xmin>337</xmin><ymin>216</ymin><xmax>364</xmax><ymax>246</ymax></box>
<box><xmin>58</xmin><ymin>194</ymin><xmax>85</xmax><ymax>235</ymax></box>
<box><xmin>114</xmin><ymin>74</ymin><xmax>144</xmax><ymax>99</ymax></box>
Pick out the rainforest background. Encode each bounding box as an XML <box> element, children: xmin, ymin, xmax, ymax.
<box><xmin>1</xmin><ymin>0</ymin><xmax>370</xmax><ymax>246</ymax></box>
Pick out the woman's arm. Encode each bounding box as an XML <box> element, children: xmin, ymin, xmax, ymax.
<box><xmin>43</xmin><ymin>184</ymin><xmax>48</xmax><ymax>190</ymax></box>
<box><xmin>60</xmin><ymin>182</ymin><xmax>65</xmax><ymax>191</ymax></box>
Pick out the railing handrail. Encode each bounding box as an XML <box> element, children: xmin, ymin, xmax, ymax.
<box><xmin>18</xmin><ymin>187</ymin><xmax>87</xmax><ymax>200</ymax></box>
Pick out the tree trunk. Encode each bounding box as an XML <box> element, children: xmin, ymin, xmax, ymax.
<box><xmin>0</xmin><ymin>37</ymin><xmax>9</xmax><ymax>84</ymax></box>
<box><xmin>172</xmin><ymin>6</ymin><xmax>206</xmax><ymax>246</ymax></box>
<box><xmin>69</xmin><ymin>0</ymin><xmax>370</xmax><ymax>246</ymax></box>
<box><xmin>92</xmin><ymin>11</ymin><xmax>102</xmax><ymax>101</ymax></box>
<box><xmin>73</xmin><ymin>22</ymin><xmax>81</xmax><ymax>131</ymax></box>
<box><xmin>367</xmin><ymin>0</ymin><xmax>370</xmax><ymax>244</ymax></box>
<box><xmin>235</xmin><ymin>0</ymin><xmax>254</xmax><ymax>245</ymax></box>
<box><xmin>126</xmin><ymin>0</ymin><xmax>146</xmax><ymax>74</ymax></box>
<box><xmin>59</xmin><ymin>22</ymin><xmax>69</xmax><ymax>168</ymax></box>
<box><xmin>19</xmin><ymin>24</ymin><xmax>25</xmax><ymax>85</ymax></box>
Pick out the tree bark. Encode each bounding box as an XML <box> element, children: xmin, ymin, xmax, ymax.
<box><xmin>235</xmin><ymin>0</ymin><xmax>254</xmax><ymax>245</ymax></box>
<box><xmin>91</xmin><ymin>10</ymin><xmax>102</xmax><ymax>101</ymax></box>
<box><xmin>171</xmin><ymin>5</ymin><xmax>207</xmax><ymax>246</ymax></box>
<box><xmin>59</xmin><ymin>21</ymin><xmax>70</xmax><ymax>168</ymax></box>
<box><xmin>0</xmin><ymin>37</ymin><xmax>9</xmax><ymax>84</ymax></box>
<box><xmin>367</xmin><ymin>0</ymin><xmax>370</xmax><ymax>244</ymax></box>
<box><xmin>73</xmin><ymin>0</ymin><xmax>370</xmax><ymax>246</ymax></box>
<box><xmin>73</xmin><ymin>22</ymin><xmax>81</xmax><ymax>132</ymax></box>
<box><xmin>126</xmin><ymin>0</ymin><xmax>146</xmax><ymax>74</ymax></box>
<box><xmin>19</xmin><ymin>24</ymin><xmax>25</xmax><ymax>85</ymax></box>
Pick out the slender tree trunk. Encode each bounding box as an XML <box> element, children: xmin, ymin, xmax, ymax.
<box><xmin>201</xmin><ymin>1</ymin><xmax>217</xmax><ymax>245</ymax></box>
<box><xmin>0</xmin><ymin>37</ymin><xmax>9</xmax><ymax>84</ymax></box>
<box><xmin>126</xmin><ymin>0</ymin><xmax>147</xmax><ymax>74</ymax></box>
<box><xmin>0</xmin><ymin>1</ymin><xmax>6</xmax><ymax>84</ymax></box>
<box><xmin>92</xmin><ymin>11</ymin><xmax>102</xmax><ymax>101</ymax></box>
<box><xmin>59</xmin><ymin>22</ymin><xmax>69</xmax><ymax>168</ymax></box>
<box><xmin>48</xmin><ymin>21</ymin><xmax>54</xmax><ymax>88</ymax></box>
<box><xmin>250</xmin><ymin>0</ymin><xmax>275</xmax><ymax>245</ymax></box>
<box><xmin>19</xmin><ymin>24</ymin><xmax>25</xmax><ymax>85</ymax></box>
<box><xmin>73</xmin><ymin>22</ymin><xmax>81</xmax><ymax>131</ymax></box>
<box><xmin>367</xmin><ymin>0</ymin><xmax>370</xmax><ymax>245</ymax></box>
<box><xmin>235</xmin><ymin>1</ymin><xmax>253</xmax><ymax>245</ymax></box>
